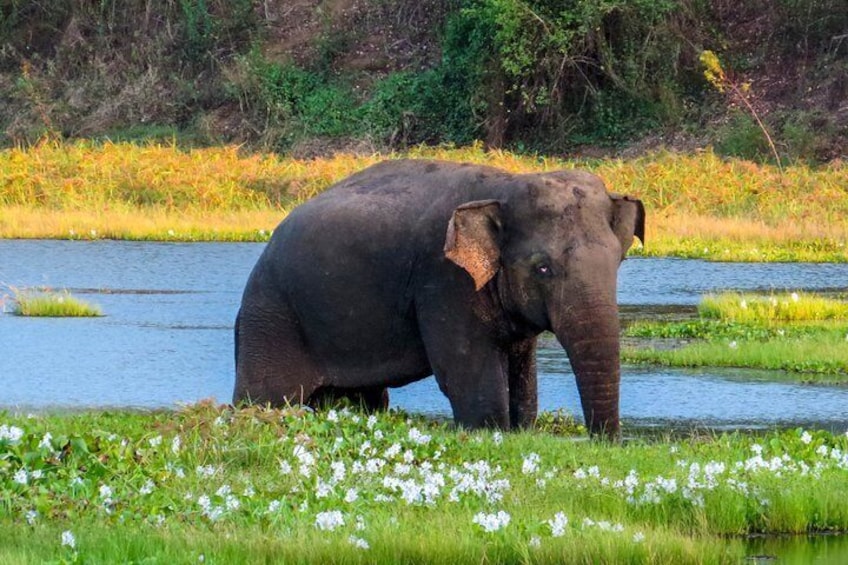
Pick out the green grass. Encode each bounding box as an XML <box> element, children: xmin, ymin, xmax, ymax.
<box><xmin>10</xmin><ymin>288</ymin><xmax>102</xmax><ymax>317</ymax></box>
<box><xmin>700</xmin><ymin>292</ymin><xmax>848</xmax><ymax>322</ymax></box>
<box><xmin>2</xmin><ymin>403</ymin><xmax>848</xmax><ymax>563</ymax></box>
<box><xmin>624</xmin><ymin>292</ymin><xmax>848</xmax><ymax>379</ymax></box>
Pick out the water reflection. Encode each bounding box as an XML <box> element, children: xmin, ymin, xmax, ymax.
<box><xmin>745</xmin><ymin>533</ymin><xmax>848</xmax><ymax>565</ymax></box>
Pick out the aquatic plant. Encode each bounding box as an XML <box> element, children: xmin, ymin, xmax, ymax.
<box><xmin>1</xmin><ymin>404</ymin><xmax>848</xmax><ymax>563</ymax></box>
<box><xmin>624</xmin><ymin>291</ymin><xmax>848</xmax><ymax>378</ymax></box>
<box><xmin>10</xmin><ymin>287</ymin><xmax>102</xmax><ymax>317</ymax></box>
<box><xmin>700</xmin><ymin>292</ymin><xmax>848</xmax><ymax>323</ymax></box>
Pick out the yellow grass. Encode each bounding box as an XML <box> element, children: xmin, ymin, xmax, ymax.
<box><xmin>1</xmin><ymin>140</ymin><xmax>846</xmax><ymax>260</ymax></box>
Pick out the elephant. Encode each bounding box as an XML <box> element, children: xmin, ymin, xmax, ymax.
<box><xmin>233</xmin><ymin>159</ymin><xmax>644</xmax><ymax>438</ymax></box>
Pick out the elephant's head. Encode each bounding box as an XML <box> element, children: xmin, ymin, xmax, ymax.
<box><xmin>444</xmin><ymin>170</ymin><xmax>644</xmax><ymax>438</ymax></box>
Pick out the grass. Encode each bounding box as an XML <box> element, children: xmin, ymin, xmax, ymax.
<box><xmin>624</xmin><ymin>292</ymin><xmax>848</xmax><ymax>379</ymax></box>
<box><xmin>699</xmin><ymin>292</ymin><xmax>848</xmax><ymax>322</ymax></box>
<box><xmin>0</xmin><ymin>140</ymin><xmax>846</xmax><ymax>262</ymax></box>
<box><xmin>2</xmin><ymin>402</ymin><xmax>848</xmax><ymax>563</ymax></box>
<box><xmin>8</xmin><ymin>287</ymin><xmax>102</xmax><ymax>317</ymax></box>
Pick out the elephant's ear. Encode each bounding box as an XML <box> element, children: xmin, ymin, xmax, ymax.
<box><xmin>610</xmin><ymin>194</ymin><xmax>645</xmax><ymax>259</ymax></box>
<box><xmin>444</xmin><ymin>199</ymin><xmax>502</xmax><ymax>291</ymax></box>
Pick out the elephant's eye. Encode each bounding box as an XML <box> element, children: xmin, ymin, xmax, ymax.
<box><xmin>534</xmin><ymin>263</ymin><xmax>553</xmax><ymax>277</ymax></box>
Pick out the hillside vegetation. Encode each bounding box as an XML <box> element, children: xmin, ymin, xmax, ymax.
<box><xmin>1</xmin><ymin>0</ymin><xmax>846</xmax><ymax>161</ymax></box>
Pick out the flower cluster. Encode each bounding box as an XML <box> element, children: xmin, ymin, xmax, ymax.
<box><xmin>572</xmin><ymin>430</ymin><xmax>848</xmax><ymax>511</ymax></box>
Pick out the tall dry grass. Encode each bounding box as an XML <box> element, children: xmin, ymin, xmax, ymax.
<box><xmin>1</xmin><ymin>141</ymin><xmax>846</xmax><ymax>260</ymax></box>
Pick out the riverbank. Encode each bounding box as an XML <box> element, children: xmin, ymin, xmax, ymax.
<box><xmin>2</xmin><ymin>403</ymin><xmax>848</xmax><ymax>564</ymax></box>
<box><xmin>2</xmin><ymin>141</ymin><xmax>846</xmax><ymax>262</ymax></box>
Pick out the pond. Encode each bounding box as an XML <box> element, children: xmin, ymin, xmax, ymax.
<box><xmin>2</xmin><ymin>240</ymin><xmax>848</xmax><ymax>432</ymax></box>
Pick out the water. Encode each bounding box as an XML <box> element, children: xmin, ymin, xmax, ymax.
<box><xmin>2</xmin><ymin>240</ymin><xmax>848</xmax><ymax>432</ymax></box>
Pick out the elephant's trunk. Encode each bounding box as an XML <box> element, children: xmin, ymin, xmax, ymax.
<box><xmin>552</xmin><ymin>274</ymin><xmax>622</xmax><ymax>439</ymax></box>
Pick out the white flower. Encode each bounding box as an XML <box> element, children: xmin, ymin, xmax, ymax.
<box><xmin>279</xmin><ymin>461</ymin><xmax>292</xmax><ymax>475</ymax></box>
<box><xmin>729</xmin><ymin>341</ymin><xmax>738</xmax><ymax>349</ymax></box>
<box><xmin>374</xmin><ymin>430</ymin><xmax>384</xmax><ymax>440</ymax></box>
<box><xmin>140</xmin><ymin>479</ymin><xmax>155</xmax><ymax>495</ymax></box>
<box><xmin>0</xmin><ymin>424</ymin><xmax>24</xmax><ymax>443</ymax></box>
<box><xmin>800</xmin><ymin>431</ymin><xmax>813</xmax><ymax>444</ymax></box>
<box><xmin>408</xmin><ymin>427</ymin><xmax>431</xmax><ymax>445</ymax></box>
<box><xmin>196</xmin><ymin>465</ymin><xmax>217</xmax><ymax>477</ymax></box>
<box><xmin>315</xmin><ymin>510</ymin><xmax>345</xmax><ymax>531</ymax></box>
<box><xmin>13</xmin><ymin>468</ymin><xmax>28</xmax><ymax>485</ymax></box>
<box><xmin>522</xmin><ymin>453</ymin><xmax>541</xmax><ymax>474</ymax></box>
<box><xmin>148</xmin><ymin>435</ymin><xmax>162</xmax><ymax>448</ymax></box>
<box><xmin>367</xmin><ymin>415</ymin><xmax>378</xmax><ymax>429</ymax></box>
<box><xmin>330</xmin><ymin>461</ymin><xmax>346</xmax><ymax>483</ymax></box>
<box><xmin>61</xmin><ymin>530</ymin><xmax>76</xmax><ymax>549</ymax></box>
<box><xmin>215</xmin><ymin>484</ymin><xmax>231</xmax><ymax>497</ymax></box>
<box><xmin>25</xmin><ymin>509</ymin><xmax>38</xmax><ymax>524</ymax></box>
<box><xmin>791</xmin><ymin>292</ymin><xmax>800</xmax><ymax>302</ymax></box>
<box><xmin>365</xmin><ymin>458</ymin><xmax>385</xmax><ymax>474</ymax></box>
<box><xmin>529</xmin><ymin>536</ymin><xmax>541</xmax><ymax>548</ymax></box>
<box><xmin>315</xmin><ymin>478</ymin><xmax>334</xmax><ymax>499</ymax></box>
<box><xmin>385</xmin><ymin>443</ymin><xmax>402</xmax><ymax>459</ymax></box>
<box><xmin>348</xmin><ymin>535</ymin><xmax>369</xmax><ymax>550</ymax></box>
<box><xmin>472</xmin><ymin>510</ymin><xmax>511</xmax><ymax>532</ymax></box>
<box><xmin>171</xmin><ymin>435</ymin><xmax>182</xmax><ymax>454</ymax></box>
<box><xmin>633</xmin><ymin>531</ymin><xmax>645</xmax><ymax>543</ymax></box>
<box><xmin>344</xmin><ymin>488</ymin><xmax>359</xmax><ymax>503</ymax></box>
<box><xmin>267</xmin><ymin>500</ymin><xmax>282</xmax><ymax>513</ymax></box>
<box><xmin>739</xmin><ymin>299</ymin><xmax>747</xmax><ymax>309</ymax></box>
<box><xmin>547</xmin><ymin>512</ymin><xmax>569</xmax><ymax>537</ymax></box>
<box><xmin>492</xmin><ymin>431</ymin><xmax>503</xmax><ymax>445</ymax></box>
<box><xmin>225</xmin><ymin>494</ymin><xmax>240</xmax><ymax>511</ymax></box>
<box><xmin>38</xmin><ymin>432</ymin><xmax>53</xmax><ymax>450</ymax></box>
<box><xmin>326</xmin><ymin>409</ymin><xmax>339</xmax><ymax>423</ymax></box>
<box><xmin>99</xmin><ymin>484</ymin><xmax>113</xmax><ymax>499</ymax></box>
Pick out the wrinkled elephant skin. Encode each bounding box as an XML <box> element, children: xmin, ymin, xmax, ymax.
<box><xmin>234</xmin><ymin>160</ymin><xmax>644</xmax><ymax>438</ymax></box>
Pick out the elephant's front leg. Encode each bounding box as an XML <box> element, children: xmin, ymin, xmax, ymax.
<box><xmin>419</xmin><ymin>316</ymin><xmax>510</xmax><ymax>429</ymax></box>
<box><xmin>508</xmin><ymin>338</ymin><xmax>538</xmax><ymax>429</ymax></box>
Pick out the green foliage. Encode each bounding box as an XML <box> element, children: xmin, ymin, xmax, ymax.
<box><xmin>715</xmin><ymin>113</ymin><xmax>774</xmax><ymax>162</ymax></box>
<box><xmin>10</xmin><ymin>288</ymin><xmax>102</xmax><ymax>317</ymax></box>
<box><xmin>3</xmin><ymin>406</ymin><xmax>848</xmax><ymax>562</ymax></box>
<box><xmin>439</xmin><ymin>0</ymin><xmax>695</xmax><ymax>148</ymax></box>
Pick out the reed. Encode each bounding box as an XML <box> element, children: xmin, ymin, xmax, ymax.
<box><xmin>1</xmin><ymin>141</ymin><xmax>846</xmax><ymax>261</ymax></box>
<box><xmin>11</xmin><ymin>288</ymin><xmax>102</xmax><ymax>317</ymax></box>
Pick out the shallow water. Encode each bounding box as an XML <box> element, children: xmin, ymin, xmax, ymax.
<box><xmin>1</xmin><ymin>240</ymin><xmax>847</xmax><ymax>431</ymax></box>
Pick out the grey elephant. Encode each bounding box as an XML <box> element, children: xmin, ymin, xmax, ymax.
<box><xmin>234</xmin><ymin>159</ymin><xmax>644</xmax><ymax>437</ymax></box>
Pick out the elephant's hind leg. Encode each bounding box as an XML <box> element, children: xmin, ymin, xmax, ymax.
<box><xmin>233</xmin><ymin>305</ymin><xmax>323</xmax><ymax>408</ymax></box>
